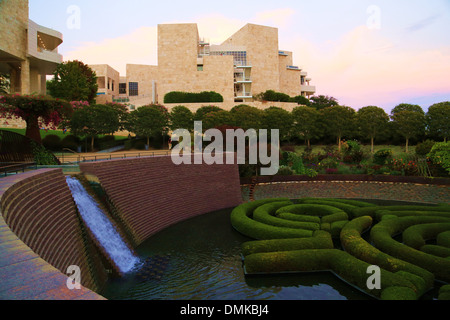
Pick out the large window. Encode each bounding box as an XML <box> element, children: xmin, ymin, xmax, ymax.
<box><xmin>119</xmin><ymin>83</ymin><xmax>127</xmax><ymax>95</ymax></box>
<box><xmin>129</xmin><ymin>82</ymin><xmax>139</xmax><ymax>96</ymax></box>
<box><xmin>211</xmin><ymin>51</ymin><xmax>247</xmax><ymax>66</ymax></box>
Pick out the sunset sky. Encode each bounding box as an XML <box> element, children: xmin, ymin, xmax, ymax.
<box><xmin>29</xmin><ymin>0</ymin><xmax>450</xmax><ymax>113</ymax></box>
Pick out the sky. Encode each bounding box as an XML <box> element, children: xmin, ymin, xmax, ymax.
<box><xmin>29</xmin><ymin>0</ymin><xmax>450</xmax><ymax>113</ymax></box>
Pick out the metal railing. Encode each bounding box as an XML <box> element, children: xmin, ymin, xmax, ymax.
<box><xmin>57</xmin><ymin>151</ymin><xmax>171</xmax><ymax>165</ymax></box>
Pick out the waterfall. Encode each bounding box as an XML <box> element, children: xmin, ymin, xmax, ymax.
<box><xmin>66</xmin><ymin>176</ymin><xmax>141</xmax><ymax>274</ymax></box>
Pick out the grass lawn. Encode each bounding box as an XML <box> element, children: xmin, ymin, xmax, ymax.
<box><xmin>1</xmin><ymin>128</ymin><xmax>128</xmax><ymax>141</ymax></box>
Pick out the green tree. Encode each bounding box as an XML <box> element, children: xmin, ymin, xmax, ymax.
<box><xmin>125</xmin><ymin>104</ymin><xmax>170</xmax><ymax>147</ymax></box>
<box><xmin>309</xmin><ymin>95</ymin><xmax>339</xmax><ymax>110</ymax></box>
<box><xmin>262</xmin><ymin>106</ymin><xmax>294</xmax><ymax>142</ymax></box>
<box><xmin>426</xmin><ymin>102</ymin><xmax>450</xmax><ymax>142</ymax></box>
<box><xmin>47</xmin><ymin>60</ymin><xmax>98</xmax><ymax>104</ymax></box>
<box><xmin>391</xmin><ymin>103</ymin><xmax>426</xmax><ymax>153</ymax></box>
<box><xmin>230</xmin><ymin>105</ymin><xmax>264</xmax><ymax>130</ymax></box>
<box><xmin>357</xmin><ymin>106</ymin><xmax>390</xmax><ymax>153</ymax></box>
<box><xmin>322</xmin><ymin>105</ymin><xmax>356</xmax><ymax>151</ymax></box>
<box><xmin>68</xmin><ymin>104</ymin><xmax>122</xmax><ymax>151</ymax></box>
<box><xmin>202</xmin><ymin>110</ymin><xmax>234</xmax><ymax>131</ymax></box>
<box><xmin>0</xmin><ymin>73</ymin><xmax>10</xmax><ymax>94</ymax></box>
<box><xmin>291</xmin><ymin>106</ymin><xmax>322</xmax><ymax>148</ymax></box>
<box><xmin>170</xmin><ymin>106</ymin><xmax>194</xmax><ymax>132</ymax></box>
<box><xmin>290</xmin><ymin>95</ymin><xmax>311</xmax><ymax>106</ymax></box>
<box><xmin>194</xmin><ymin>106</ymin><xmax>223</xmax><ymax>121</ymax></box>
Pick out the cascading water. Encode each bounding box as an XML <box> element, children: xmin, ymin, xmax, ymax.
<box><xmin>66</xmin><ymin>176</ymin><xmax>141</xmax><ymax>274</ymax></box>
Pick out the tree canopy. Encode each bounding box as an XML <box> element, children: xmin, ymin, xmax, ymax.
<box><xmin>47</xmin><ymin>60</ymin><xmax>98</xmax><ymax>104</ymax></box>
<box><xmin>426</xmin><ymin>102</ymin><xmax>450</xmax><ymax>142</ymax></box>
<box><xmin>357</xmin><ymin>106</ymin><xmax>390</xmax><ymax>153</ymax></box>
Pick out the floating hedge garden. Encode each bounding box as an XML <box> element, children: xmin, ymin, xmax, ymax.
<box><xmin>231</xmin><ymin>198</ymin><xmax>450</xmax><ymax>300</ymax></box>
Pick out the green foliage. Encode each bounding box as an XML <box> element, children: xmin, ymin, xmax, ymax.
<box><xmin>202</xmin><ymin>110</ymin><xmax>234</xmax><ymax>131</ymax></box>
<box><xmin>415</xmin><ymin>140</ymin><xmax>436</xmax><ymax>156</ymax></box>
<box><xmin>357</xmin><ymin>106</ymin><xmax>389</xmax><ymax>152</ymax></box>
<box><xmin>276</xmin><ymin>166</ymin><xmax>294</xmax><ymax>176</ymax></box>
<box><xmin>61</xmin><ymin>135</ymin><xmax>80</xmax><ymax>151</ymax></box>
<box><xmin>164</xmin><ymin>91</ymin><xmax>223</xmax><ymax>104</ymax></box>
<box><xmin>124</xmin><ymin>104</ymin><xmax>169</xmax><ymax>146</ymax></box>
<box><xmin>290</xmin><ymin>95</ymin><xmax>311</xmax><ymax>106</ymax></box>
<box><xmin>230</xmin><ymin>105</ymin><xmax>264</xmax><ymax>130</ymax></box>
<box><xmin>30</xmin><ymin>141</ymin><xmax>59</xmax><ymax>165</ymax></box>
<box><xmin>262</xmin><ymin>107</ymin><xmax>294</xmax><ymax>141</ymax></box>
<box><xmin>309</xmin><ymin>95</ymin><xmax>339</xmax><ymax>110</ymax></box>
<box><xmin>42</xmin><ymin>134</ymin><xmax>62</xmax><ymax>151</ymax></box>
<box><xmin>47</xmin><ymin>60</ymin><xmax>98</xmax><ymax>104</ymax></box>
<box><xmin>194</xmin><ymin>106</ymin><xmax>224</xmax><ymax>121</ymax></box>
<box><xmin>169</xmin><ymin>106</ymin><xmax>194</xmax><ymax>132</ymax></box>
<box><xmin>391</xmin><ymin>104</ymin><xmax>426</xmax><ymax>152</ymax></box>
<box><xmin>373</xmin><ymin>149</ymin><xmax>393</xmax><ymax>165</ymax></box>
<box><xmin>426</xmin><ymin>102</ymin><xmax>450</xmax><ymax>142</ymax></box>
<box><xmin>322</xmin><ymin>105</ymin><xmax>356</xmax><ymax>146</ymax></box>
<box><xmin>427</xmin><ymin>142</ymin><xmax>450</xmax><ymax>174</ymax></box>
<box><xmin>291</xmin><ymin>106</ymin><xmax>322</xmax><ymax>147</ymax></box>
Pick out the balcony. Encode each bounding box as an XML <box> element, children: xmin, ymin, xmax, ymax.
<box><xmin>235</xmin><ymin>92</ymin><xmax>253</xmax><ymax>99</ymax></box>
<box><xmin>301</xmin><ymin>85</ymin><xmax>316</xmax><ymax>94</ymax></box>
<box><xmin>234</xmin><ymin>61</ymin><xmax>252</xmax><ymax>68</ymax></box>
<box><xmin>287</xmin><ymin>65</ymin><xmax>301</xmax><ymax>71</ymax></box>
<box><xmin>234</xmin><ymin>76</ymin><xmax>252</xmax><ymax>84</ymax></box>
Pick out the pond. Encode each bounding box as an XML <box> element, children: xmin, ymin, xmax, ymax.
<box><xmin>100</xmin><ymin>206</ymin><xmax>379</xmax><ymax>301</ymax></box>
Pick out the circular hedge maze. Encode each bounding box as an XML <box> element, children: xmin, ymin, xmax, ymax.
<box><xmin>230</xmin><ymin>198</ymin><xmax>450</xmax><ymax>300</ymax></box>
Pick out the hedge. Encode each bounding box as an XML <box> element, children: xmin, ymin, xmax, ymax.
<box><xmin>241</xmin><ymin>230</ymin><xmax>333</xmax><ymax>257</ymax></box>
<box><xmin>353</xmin><ymin>204</ymin><xmax>450</xmax><ymax>219</ymax></box>
<box><xmin>254</xmin><ymin>202</ymin><xmax>320</xmax><ymax>231</ymax></box>
<box><xmin>276</xmin><ymin>204</ymin><xmax>348</xmax><ymax>224</ymax></box>
<box><xmin>402</xmin><ymin>223</ymin><xmax>450</xmax><ymax>250</ymax></box>
<box><xmin>340</xmin><ymin>216</ymin><xmax>434</xmax><ymax>294</ymax></box>
<box><xmin>438</xmin><ymin>231</ymin><xmax>450</xmax><ymax>248</ymax></box>
<box><xmin>244</xmin><ymin>248</ymin><xmax>420</xmax><ymax>299</ymax></box>
<box><xmin>439</xmin><ymin>285</ymin><xmax>450</xmax><ymax>300</ymax></box>
<box><xmin>370</xmin><ymin>216</ymin><xmax>450</xmax><ymax>282</ymax></box>
<box><xmin>230</xmin><ymin>199</ymin><xmax>313</xmax><ymax>240</ymax></box>
<box><xmin>164</xmin><ymin>91</ymin><xmax>224</xmax><ymax>103</ymax></box>
<box><xmin>420</xmin><ymin>245</ymin><xmax>450</xmax><ymax>258</ymax></box>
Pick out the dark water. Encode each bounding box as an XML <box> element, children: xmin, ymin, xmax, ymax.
<box><xmin>100</xmin><ymin>208</ymin><xmax>371</xmax><ymax>301</ymax></box>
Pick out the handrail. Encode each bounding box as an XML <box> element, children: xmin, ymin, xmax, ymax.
<box><xmin>0</xmin><ymin>163</ymin><xmax>36</xmax><ymax>177</ymax></box>
<box><xmin>57</xmin><ymin>151</ymin><xmax>172</xmax><ymax>165</ymax></box>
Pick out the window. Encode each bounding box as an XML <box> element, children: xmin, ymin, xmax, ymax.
<box><xmin>197</xmin><ymin>65</ymin><xmax>204</xmax><ymax>71</ymax></box>
<box><xmin>129</xmin><ymin>82</ymin><xmax>139</xmax><ymax>96</ymax></box>
<box><xmin>119</xmin><ymin>83</ymin><xmax>127</xmax><ymax>94</ymax></box>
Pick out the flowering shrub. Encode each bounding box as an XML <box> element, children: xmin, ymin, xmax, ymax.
<box><xmin>390</xmin><ymin>158</ymin><xmax>419</xmax><ymax>176</ymax></box>
<box><xmin>0</xmin><ymin>94</ymin><xmax>72</xmax><ymax>142</ymax></box>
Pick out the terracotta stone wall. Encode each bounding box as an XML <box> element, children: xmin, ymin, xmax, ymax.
<box><xmin>80</xmin><ymin>155</ymin><xmax>243</xmax><ymax>246</ymax></box>
<box><xmin>0</xmin><ymin>169</ymin><xmax>108</xmax><ymax>293</ymax></box>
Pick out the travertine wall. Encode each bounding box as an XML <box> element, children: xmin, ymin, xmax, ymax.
<box><xmin>222</xmin><ymin>24</ymin><xmax>281</xmax><ymax>96</ymax></box>
<box><xmin>157</xmin><ymin>24</ymin><xmax>235</xmax><ymax>105</ymax></box>
<box><xmin>279</xmin><ymin>51</ymin><xmax>302</xmax><ymax>97</ymax></box>
<box><xmin>80</xmin><ymin>155</ymin><xmax>243</xmax><ymax>246</ymax></box>
<box><xmin>0</xmin><ymin>0</ymin><xmax>28</xmax><ymax>60</ymax></box>
<box><xmin>90</xmin><ymin>64</ymin><xmax>120</xmax><ymax>98</ymax></box>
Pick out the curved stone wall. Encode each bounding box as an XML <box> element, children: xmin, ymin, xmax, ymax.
<box><xmin>0</xmin><ymin>169</ymin><xmax>106</xmax><ymax>299</ymax></box>
<box><xmin>80</xmin><ymin>155</ymin><xmax>243</xmax><ymax>246</ymax></box>
<box><xmin>241</xmin><ymin>175</ymin><xmax>450</xmax><ymax>204</ymax></box>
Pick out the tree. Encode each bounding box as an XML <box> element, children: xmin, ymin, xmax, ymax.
<box><xmin>262</xmin><ymin>106</ymin><xmax>294</xmax><ymax>142</ymax></box>
<box><xmin>170</xmin><ymin>106</ymin><xmax>194</xmax><ymax>132</ymax></box>
<box><xmin>194</xmin><ymin>106</ymin><xmax>223</xmax><ymax>121</ymax></box>
<box><xmin>230</xmin><ymin>105</ymin><xmax>264</xmax><ymax>130</ymax></box>
<box><xmin>0</xmin><ymin>94</ymin><xmax>72</xmax><ymax>143</ymax></box>
<box><xmin>47</xmin><ymin>60</ymin><xmax>98</xmax><ymax>104</ymax></box>
<box><xmin>357</xmin><ymin>106</ymin><xmax>390</xmax><ymax>153</ymax></box>
<box><xmin>322</xmin><ymin>105</ymin><xmax>356</xmax><ymax>152</ymax></box>
<box><xmin>0</xmin><ymin>73</ymin><xmax>10</xmax><ymax>94</ymax></box>
<box><xmin>426</xmin><ymin>102</ymin><xmax>450</xmax><ymax>142</ymax></box>
<box><xmin>309</xmin><ymin>95</ymin><xmax>339</xmax><ymax>110</ymax></box>
<box><xmin>68</xmin><ymin>104</ymin><xmax>122</xmax><ymax>151</ymax></box>
<box><xmin>124</xmin><ymin>104</ymin><xmax>170</xmax><ymax>147</ymax></box>
<box><xmin>291</xmin><ymin>106</ymin><xmax>322</xmax><ymax>148</ymax></box>
<box><xmin>391</xmin><ymin>103</ymin><xmax>426</xmax><ymax>153</ymax></box>
<box><xmin>202</xmin><ymin>110</ymin><xmax>234</xmax><ymax>131</ymax></box>
<box><xmin>290</xmin><ymin>95</ymin><xmax>311</xmax><ymax>106</ymax></box>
